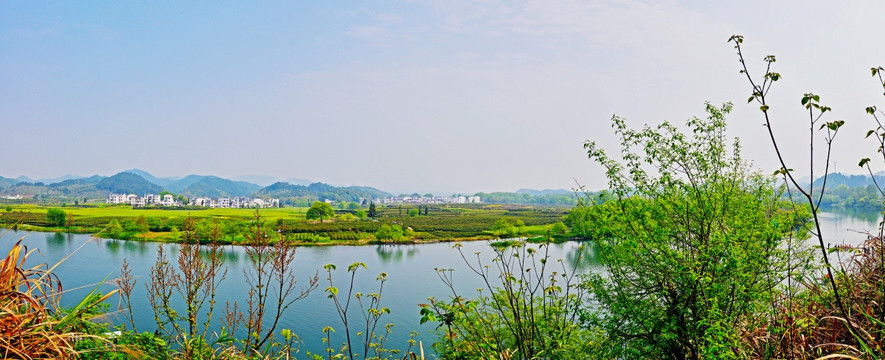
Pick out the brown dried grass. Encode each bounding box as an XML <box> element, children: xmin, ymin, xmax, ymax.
<box><xmin>0</xmin><ymin>238</ymin><xmax>75</xmax><ymax>358</ymax></box>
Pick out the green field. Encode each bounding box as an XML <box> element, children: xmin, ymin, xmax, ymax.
<box><xmin>0</xmin><ymin>203</ymin><xmax>570</xmax><ymax>245</ymax></box>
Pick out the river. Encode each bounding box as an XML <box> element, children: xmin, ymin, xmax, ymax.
<box><xmin>0</xmin><ymin>209</ymin><xmax>877</xmax><ymax>356</ymax></box>
<box><xmin>0</xmin><ymin>227</ymin><xmax>600</xmax><ymax>356</ymax></box>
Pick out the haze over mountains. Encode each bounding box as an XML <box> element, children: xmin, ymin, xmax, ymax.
<box><xmin>0</xmin><ymin>169</ymin><xmax>392</xmax><ymax>204</ymax></box>
<box><xmin>3</xmin><ymin>168</ymin><xmax>883</xmax><ymax>207</ymax></box>
<box><xmin>0</xmin><ymin>169</ymin><xmax>598</xmax><ymax>206</ymax></box>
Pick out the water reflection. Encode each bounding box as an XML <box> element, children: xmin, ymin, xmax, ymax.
<box><xmin>564</xmin><ymin>241</ymin><xmax>601</xmax><ymax>271</ymax></box>
<box><xmin>105</xmin><ymin>239</ymin><xmax>121</xmax><ymax>255</ymax></box>
<box><xmin>823</xmin><ymin>206</ymin><xmax>883</xmax><ymax>224</ymax></box>
<box><xmin>223</xmin><ymin>246</ymin><xmax>240</xmax><ymax>264</ymax></box>
<box><xmin>46</xmin><ymin>232</ymin><xmax>66</xmax><ymax>252</ymax></box>
<box><xmin>375</xmin><ymin>244</ymin><xmax>420</xmax><ymax>263</ymax></box>
<box><xmin>122</xmin><ymin>241</ymin><xmax>142</xmax><ymax>255</ymax></box>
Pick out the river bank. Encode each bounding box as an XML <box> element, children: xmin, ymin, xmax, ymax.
<box><xmin>0</xmin><ymin>203</ymin><xmax>569</xmax><ymax>246</ymax></box>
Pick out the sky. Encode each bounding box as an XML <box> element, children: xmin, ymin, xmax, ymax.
<box><xmin>3</xmin><ymin>1</ymin><xmax>885</xmax><ymax>194</ymax></box>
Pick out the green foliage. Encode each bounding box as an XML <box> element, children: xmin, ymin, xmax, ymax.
<box><xmin>490</xmin><ymin>218</ymin><xmax>523</xmax><ymax>238</ymax></box>
<box><xmin>805</xmin><ymin>182</ymin><xmax>884</xmax><ymax>210</ymax></box>
<box><xmin>257</xmin><ymin>182</ymin><xmax>390</xmax><ymax>204</ymax></box>
<box><xmin>74</xmin><ymin>330</ymin><xmax>170</xmax><ymax>360</ymax></box>
<box><xmin>407</xmin><ymin>208</ymin><xmax>419</xmax><ymax>217</ymax></box>
<box><xmin>320</xmin><ymin>263</ymin><xmax>414</xmax><ymax>359</ymax></box>
<box><xmin>374</xmin><ymin>224</ymin><xmax>405</xmax><ymax>241</ymax></box>
<box><xmin>367</xmin><ymin>202</ymin><xmax>377</xmax><ymax>218</ymax></box>
<box><xmin>422</xmin><ymin>243</ymin><xmax>599</xmax><ymax>359</ymax></box>
<box><xmin>551</xmin><ymin>221</ymin><xmax>568</xmax><ymax>235</ymax></box>
<box><xmin>305</xmin><ymin>201</ymin><xmax>335</xmax><ymax>222</ymax></box>
<box><xmin>291</xmin><ymin>232</ymin><xmax>324</xmax><ymax>242</ymax></box>
<box><xmin>582</xmin><ymin>102</ymin><xmax>810</xmax><ymax>358</ymax></box>
<box><xmin>336</xmin><ymin>213</ymin><xmax>357</xmax><ymax>222</ymax></box>
<box><xmin>99</xmin><ymin>220</ymin><xmax>126</xmax><ymax>239</ymax></box>
<box><xmin>329</xmin><ymin>231</ymin><xmax>361</xmax><ymax>241</ymax></box>
<box><xmin>46</xmin><ymin>208</ymin><xmax>66</xmax><ymax>226</ymax></box>
<box><xmin>475</xmin><ymin>191</ymin><xmax>578</xmax><ymax>205</ymax></box>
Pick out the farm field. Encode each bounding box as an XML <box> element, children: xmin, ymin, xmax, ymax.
<box><xmin>0</xmin><ymin>203</ymin><xmax>569</xmax><ymax>245</ymax></box>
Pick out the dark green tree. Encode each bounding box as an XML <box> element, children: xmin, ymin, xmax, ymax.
<box><xmin>46</xmin><ymin>208</ymin><xmax>66</xmax><ymax>226</ymax></box>
<box><xmin>367</xmin><ymin>202</ymin><xmax>377</xmax><ymax>218</ymax></box>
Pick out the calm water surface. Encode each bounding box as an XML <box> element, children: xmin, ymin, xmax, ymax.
<box><xmin>1</xmin><ymin>209</ymin><xmax>875</xmax><ymax>355</ymax></box>
<box><xmin>0</xmin><ymin>228</ymin><xmax>600</xmax><ymax>355</ymax></box>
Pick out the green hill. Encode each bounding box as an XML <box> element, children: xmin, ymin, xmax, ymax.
<box><xmin>97</xmin><ymin>172</ymin><xmax>163</xmax><ymax>194</ymax></box>
<box><xmin>256</xmin><ymin>182</ymin><xmax>390</xmax><ymax>203</ymax></box>
<box><xmin>181</xmin><ymin>176</ymin><xmax>261</xmax><ymax>198</ymax></box>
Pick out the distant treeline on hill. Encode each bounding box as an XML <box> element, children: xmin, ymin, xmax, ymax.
<box><xmin>0</xmin><ymin>170</ymin><xmax>393</xmax><ymax>205</ymax></box>
<box><xmin>0</xmin><ymin>169</ymin><xmax>585</xmax><ymax>206</ymax></box>
<box><xmin>795</xmin><ymin>173</ymin><xmax>885</xmax><ymax>210</ymax></box>
<box><xmin>474</xmin><ymin>191</ymin><xmax>579</xmax><ymax>206</ymax></box>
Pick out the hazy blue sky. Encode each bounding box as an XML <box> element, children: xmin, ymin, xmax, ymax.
<box><xmin>3</xmin><ymin>1</ymin><xmax>885</xmax><ymax>193</ymax></box>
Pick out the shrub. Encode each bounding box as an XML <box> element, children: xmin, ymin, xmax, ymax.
<box><xmin>421</xmin><ymin>243</ymin><xmax>599</xmax><ymax>359</ymax></box>
<box><xmin>582</xmin><ymin>102</ymin><xmax>809</xmax><ymax>358</ymax></box>
<box><xmin>374</xmin><ymin>224</ymin><xmax>405</xmax><ymax>241</ymax></box>
<box><xmin>47</xmin><ymin>208</ymin><xmax>66</xmax><ymax>226</ymax></box>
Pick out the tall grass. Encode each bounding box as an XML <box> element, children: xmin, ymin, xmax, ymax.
<box><xmin>0</xmin><ymin>234</ymin><xmax>116</xmax><ymax>359</ymax></box>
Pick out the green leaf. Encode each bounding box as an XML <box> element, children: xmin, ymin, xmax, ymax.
<box><xmin>801</xmin><ymin>97</ymin><xmax>810</xmax><ymax>106</ymax></box>
<box><xmin>748</xmin><ymin>96</ymin><xmax>755</xmax><ymax>103</ymax></box>
<box><xmin>867</xmin><ymin>106</ymin><xmax>877</xmax><ymax>115</ymax></box>
<box><xmin>348</xmin><ymin>262</ymin><xmax>367</xmax><ymax>272</ymax></box>
<box><xmin>860</xmin><ymin>158</ymin><xmax>871</xmax><ymax>167</ymax></box>
<box><xmin>813</xmin><ymin>95</ymin><xmax>820</xmax><ymax>102</ymax></box>
<box><xmin>829</xmin><ymin>120</ymin><xmax>845</xmax><ymax>130</ymax></box>
<box><xmin>867</xmin><ymin>130</ymin><xmax>876</xmax><ymax>138</ymax></box>
<box><xmin>760</xmin><ymin>105</ymin><xmax>769</xmax><ymax>112</ymax></box>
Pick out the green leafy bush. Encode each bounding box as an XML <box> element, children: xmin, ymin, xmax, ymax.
<box><xmin>582</xmin><ymin>102</ymin><xmax>811</xmax><ymax>358</ymax></box>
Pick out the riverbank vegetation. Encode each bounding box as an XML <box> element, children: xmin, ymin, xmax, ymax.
<box><xmin>0</xmin><ymin>203</ymin><xmax>568</xmax><ymax>246</ymax></box>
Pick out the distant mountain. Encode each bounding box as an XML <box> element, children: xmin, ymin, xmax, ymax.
<box><xmin>181</xmin><ymin>176</ymin><xmax>261</xmax><ymax>198</ymax></box>
<box><xmin>811</xmin><ymin>173</ymin><xmax>885</xmax><ymax>188</ymax></box>
<box><xmin>48</xmin><ymin>175</ymin><xmax>105</xmax><ymax>188</ymax></box>
<box><xmin>32</xmin><ymin>174</ymin><xmax>85</xmax><ymax>184</ymax></box>
<box><xmin>124</xmin><ymin>169</ymin><xmax>180</xmax><ymax>187</ymax></box>
<box><xmin>283</xmin><ymin>177</ymin><xmax>312</xmax><ymax>186</ymax></box>
<box><xmin>256</xmin><ymin>182</ymin><xmax>390</xmax><ymax>203</ymax></box>
<box><xmin>97</xmin><ymin>172</ymin><xmax>163</xmax><ymax>194</ymax></box>
<box><xmin>165</xmin><ymin>175</ymin><xmax>208</xmax><ymax>193</ymax></box>
<box><xmin>233</xmin><ymin>175</ymin><xmax>279</xmax><ymax>187</ymax></box>
<box><xmin>515</xmin><ymin>188</ymin><xmax>573</xmax><ymax>196</ymax></box>
<box><xmin>0</xmin><ymin>176</ymin><xmax>19</xmax><ymax>190</ymax></box>
<box><xmin>15</xmin><ymin>176</ymin><xmax>32</xmax><ymax>183</ymax></box>
<box><xmin>258</xmin><ymin>182</ymin><xmax>313</xmax><ymax>197</ymax></box>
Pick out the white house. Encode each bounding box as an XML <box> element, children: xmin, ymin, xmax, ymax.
<box><xmin>107</xmin><ymin>193</ymin><xmax>135</xmax><ymax>204</ymax></box>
